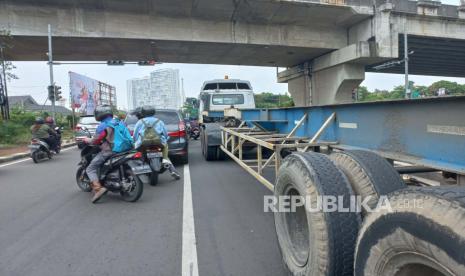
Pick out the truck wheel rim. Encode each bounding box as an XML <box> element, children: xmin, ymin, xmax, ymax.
<box><xmin>283</xmin><ymin>185</ymin><xmax>309</xmax><ymax>267</ymax></box>
<box><xmin>384</xmin><ymin>252</ymin><xmax>453</xmax><ymax>276</ymax></box>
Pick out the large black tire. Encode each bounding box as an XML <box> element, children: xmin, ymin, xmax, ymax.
<box><xmin>355</xmin><ymin>187</ymin><xmax>465</xmax><ymax>276</ymax></box>
<box><xmin>120</xmin><ymin>169</ymin><xmax>144</xmax><ymax>202</ymax></box>
<box><xmin>274</xmin><ymin>152</ymin><xmax>361</xmax><ymax>276</ymax></box>
<box><xmin>330</xmin><ymin>150</ymin><xmax>406</xmax><ymax>216</ymax></box>
<box><xmin>76</xmin><ymin>167</ymin><xmax>92</xmax><ymax>192</ymax></box>
<box><xmin>205</xmin><ymin>145</ymin><xmax>219</xmax><ymax>161</ymax></box>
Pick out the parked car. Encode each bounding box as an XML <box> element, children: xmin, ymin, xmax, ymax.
<box><xmin>125</xmin><ymin>109</ymin><xmax>189</xmax><ymax>164</ymax></box>
<box><xmin>75</xmin><ymin>116</ymin><xmax>99</xmax><ymax>149</ymax></box>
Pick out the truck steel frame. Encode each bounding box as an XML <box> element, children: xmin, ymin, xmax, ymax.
<box><xmin>220</xmin><ymin>96</ymin><xmax>465</xmax><ymax>187</ymax></box>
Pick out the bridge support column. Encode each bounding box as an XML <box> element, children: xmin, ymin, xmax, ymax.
<box><xmin>311</xmin><ymin>63</ymin><xmax>365</xmax><ymax>105</ymax></box>
<box><xmin>278</xmin><ymin>42</ymin><xmax>385</xmax><ymax>106</ymax></box>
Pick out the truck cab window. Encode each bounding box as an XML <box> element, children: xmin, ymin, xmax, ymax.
<box><xmin>218</xmin><ymin>83</ymin><xmax>237</xmax><ymax>90</ymax></box>
<box><xmin>237</xmin><ymin>83</ymin><xmax>250</xmax><ymax>90</ymax></box>
<box><xmin>212</xmin><ymin>94</ymin><xmax>245</xmax><ymax>105</ymax></box>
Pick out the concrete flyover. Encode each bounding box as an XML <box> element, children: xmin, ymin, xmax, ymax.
<box><xmin>1</xmin><ymin>0</ymin><xmax>465</xmax><ymax>105</ymax></box>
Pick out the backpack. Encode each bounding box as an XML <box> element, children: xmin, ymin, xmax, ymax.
<box><xmin>140</xmin><ymin>119</ymin><xmax>163</xmax><ymax>147</ymax></box>
<box><xmin>105</xmin><ymin>119</ymin><xmax>134</xmax><ymax>153</ymax></box>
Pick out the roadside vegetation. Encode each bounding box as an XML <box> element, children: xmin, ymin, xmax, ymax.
<box><xmin>357</xmin><ymin>80</ymin><xmax>465</xmax><ymax>102</ymax></box>
<box><xmin>0</xmin><ymin>108</ymin><xmax>76</xmax><ymax>147</ymax></box>
<box><xmin>254</xmin><ymin>92</ymin><xmax>294</xmax><ymax>108</ymax></box>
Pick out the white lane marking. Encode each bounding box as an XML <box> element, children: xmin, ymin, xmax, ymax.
<box><xmin>0</xmin><ymin>146</ymin><xmax>76</xmax><ymax>168</ymax></box>
<box><xmin>182</xmin><ymin>165</ymin><xmax>199</xmax><ymax>276</ymax></box>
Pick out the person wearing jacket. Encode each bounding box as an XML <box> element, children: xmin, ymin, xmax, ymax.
<box><xmin>45</xmin><ymin>116</ymin><xmax>61</xmax><ymax>150</ymax></box>
<box><xmin>30</xmin><ymin>117</ymin><xmax>58</xmax><ymax>151</ymax></box>
<box><xmin>84</xmin><ymin>105</ymin><xmax>118</xmax><ymax>203</ymax></box>
<box><xmin>132</xmin><ymin>106</ymin><xmax>180</xmax><ymax>180</ymax></box>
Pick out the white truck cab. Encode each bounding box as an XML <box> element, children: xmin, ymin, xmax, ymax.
<box><xmin>198</xmin><ymin>78</ymin><xmax>255</xmax><ymax>123</ymax></box>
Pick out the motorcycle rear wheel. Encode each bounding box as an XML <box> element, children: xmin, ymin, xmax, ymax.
<box><xmin>32</xmin><ymin>151</ymin><xmax>39</xmax><ymax>163</ymax></box>
<box><xmin>76</xmin><ymin>167</ymin><xmax>92</xmax><ymax>192</ymax></box>
<box><xmin>120</xmin><ymin>169</ymin><xmax>144</xmax><ymax>202</ymax></box>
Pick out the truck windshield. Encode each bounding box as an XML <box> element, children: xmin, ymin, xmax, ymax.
<box><xmin>202</xmin><ymin>82</ymin><xmax>251</xmax><ymax>91</ymax></box>
<box><xmin>212</xmin><ymin>94</ymin><xmax>245</xmax><ymax>105</ymax></box>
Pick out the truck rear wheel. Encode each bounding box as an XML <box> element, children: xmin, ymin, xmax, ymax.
<box><xmin>274</xmin><ymin>152</ymin><xmax>360</xmax><ymax>276</ymax></box>
<box><xmin>330</xmin><ymin>150</ymin><xmax>406</xmax><ymax>216</ymax></box>
<box><xmin>355</xmin><ymin>187</ymin><xmax>465</xmax><ymax>276</ymax></box>
<box><xmin>205</xmin><ymin>145</ymin><xmax>219</xmax><ymax>161</ymax></box>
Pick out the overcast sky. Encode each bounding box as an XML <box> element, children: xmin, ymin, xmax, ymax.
<box><xmin>6</xmin><ymin>0</ymin><xmax>463</xmax><ymax>109</ymax></box>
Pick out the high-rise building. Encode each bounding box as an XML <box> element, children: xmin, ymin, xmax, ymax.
<box><xmin>127</xmin><ymin>69</ymin><xmax>184</xmax><ymax>111</ymax></box>
<box><xmin>127</xmin><ymin>76</ymin><xmax>150</xmax><ymax>110</ymax></box>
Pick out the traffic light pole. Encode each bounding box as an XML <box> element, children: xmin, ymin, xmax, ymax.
<box><xmin>47</xmin><ymin>24</ymin><xmax>56</xmax><ymax>120</ymax></box>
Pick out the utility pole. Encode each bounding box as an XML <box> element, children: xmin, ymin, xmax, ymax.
<box><xmin>0</xmin><ymin>45</ymin><xmax>10</xmax><ymax>120</ymax></box>
<box><xmin>404</xmin><ymin>31</ymin><xmax>410</xmax><ymax>99</ymax></box>
<box><xmin>47</xmin><ymin>24</ymin><xmax>56</xmax><ymax>119</ymax></box>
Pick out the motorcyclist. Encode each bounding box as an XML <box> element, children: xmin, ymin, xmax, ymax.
<box><xmin>84</xmin><ymin>105</ymin><xmax>131</xmax><ymax>203</ymax></box>
<box><xmin>30</xmin><ymin>117</ymin><xmax>58</xmax><ymax>151</ymax></box>
<box><xmin>132</xmin><ymin>106</ymin><xmax>181</xmax><ymax>180</ymax></box>
<box><xmin>45</xmin><ymin>116</ymin><xmax>61</xmax><ymax>150</ymax></box>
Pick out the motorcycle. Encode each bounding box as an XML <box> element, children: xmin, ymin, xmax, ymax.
<box><xmin>189</xmin><ymin>126</ymin><xmax>200</xmax><ymax>140</ymax></box>
<box><xmin>29</xmin><ymin>138</ymin><xmax>53</xmax><ymax>163</ymax></box>
<box><xmin>28</xmin><ymin>126</ymin><xmax>63</xmax><ymax>163</ymax></box>
<box><xmin>139</xmin><ymin>145</ymin><xmax>171</xmax><ymax>186</ymax></box>
<box><xmin>75</xmin><ymin>144</ymin><xmax>149</xmax><ymax>202</ymax></box>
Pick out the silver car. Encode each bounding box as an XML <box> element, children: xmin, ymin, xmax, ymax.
<box><xmin>75</xmin><ymin>116</ymin><xmax>99</xmax><ymax>149</ymax></box>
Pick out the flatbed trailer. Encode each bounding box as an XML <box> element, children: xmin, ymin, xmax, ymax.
<box><xmin>202</xmin><ymin>96</ymin><xmax>465</xmax><ymax>276</ymax></box>
<box><xmin>220</xmin><ymin>96</ymin><xmax>465</xmax><ymax>186</ymax></box>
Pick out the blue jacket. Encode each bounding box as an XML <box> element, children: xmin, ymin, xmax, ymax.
<box><xmin>133</xmin><ymin>116</ymin><xmax>168</xmax><ymax>148</ymax></box>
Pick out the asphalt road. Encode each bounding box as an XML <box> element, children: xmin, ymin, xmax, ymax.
<box><xmin>0</xmin><ymin>141</ymin><xmax>286</xmax><ymax>276</ymax></box>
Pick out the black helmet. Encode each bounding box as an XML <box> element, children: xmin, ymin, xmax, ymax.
<box><xmin>140</xmin><ymin>105</ymin><xmax>156</xmax><ymax>118</ymax></box>
<box><xmin>35</xmin><ymin>117</ymin><xmax>44</xmax><ymax>124</ymax></box>
<box><xmin>131</xmin><ymin>107</ymin><xmax>143</xmax><ymax>120</ymax></box>
<box><xmin>94</xmin><ymin>105</ymin><xmax>113</xmax><ymax>121</ymax></box>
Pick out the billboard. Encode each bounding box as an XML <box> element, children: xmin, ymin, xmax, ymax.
<box><xmin>69</xmin><ymin>72</ymin><xmax>116</xmax><ymax>115</ymax></box>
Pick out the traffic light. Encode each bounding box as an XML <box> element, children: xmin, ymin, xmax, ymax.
<box><xmin>137</xmin><ymin>60</ymin><xmax>156</xmax><ymax>66</ymax></box>
<box><xmin>107</xmin><ymin>60</ymin><xmax>125</xmax><ymax>66</ymax></box>
<box><xmin>54</xmin><ymin>85</ymin><xmax>62</xmax><ymax>101</ymax></box>
<box><xmin>48</xmin><ymin>85</ymin><xmax>55</xmax><ymax>101</ymax></box>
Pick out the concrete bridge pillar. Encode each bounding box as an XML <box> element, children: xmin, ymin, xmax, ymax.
<box><xmin>278</xmin><ymin>42</ymin><xmax>378</xmax><ymax>107</ymax></box>
<box><xmin>283</xmin><ymin>63</ymin><xmax>365</xmax><ymax>106</ymax></box>
<box><xmin>311</xmin><ymin>63</ymin><xmax>365</xmax><ymax>105</ymax></box>
<box><xmin>284</xmin><ymin>62</ymin><xmax>313</xmax><ymax>106</ymax></box>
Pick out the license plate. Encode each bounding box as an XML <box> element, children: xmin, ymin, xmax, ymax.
<box><xmin>28</xmin><ymin>145</ymin><xmax>40</xmax><ymax>149</ymax></box>
<box><xmin>132</xmin><ymin>164</ymin><xmax>152</xmax><ymax>174</ymax></box>
<box><xmin>147</xmin><ymin>152</ymin><xmax>163</xmax><ymax>158</ymax></box>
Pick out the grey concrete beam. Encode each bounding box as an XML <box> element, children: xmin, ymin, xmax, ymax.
<box><xmin>312</xmin><ymin>41</ymin><xmax>388</xmax><ymax>72</ymax></box>
<box><xmin>0</xmin><ymin>9</ymin><xmax>345</xmax><ymax>49</ymax></box>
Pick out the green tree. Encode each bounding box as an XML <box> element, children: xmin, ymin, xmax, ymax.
<box><xmin>0</xmin><ymin>29</ymin><xmax>18</xmax><ymax>81</ymax></box>
<box><xmin>254</xmin><ymin>92</ymin><xmax>294</xmax><ymax>108</ymax></box>
<box><xmin>428</xmin><ymin>81</ymin><xmax>465</xmax><ymax>96</ymax></box>
<box><xmin>182</xmin><ymin>98</ymin><xmax>199</xmax><ymax>119</ymax></box>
